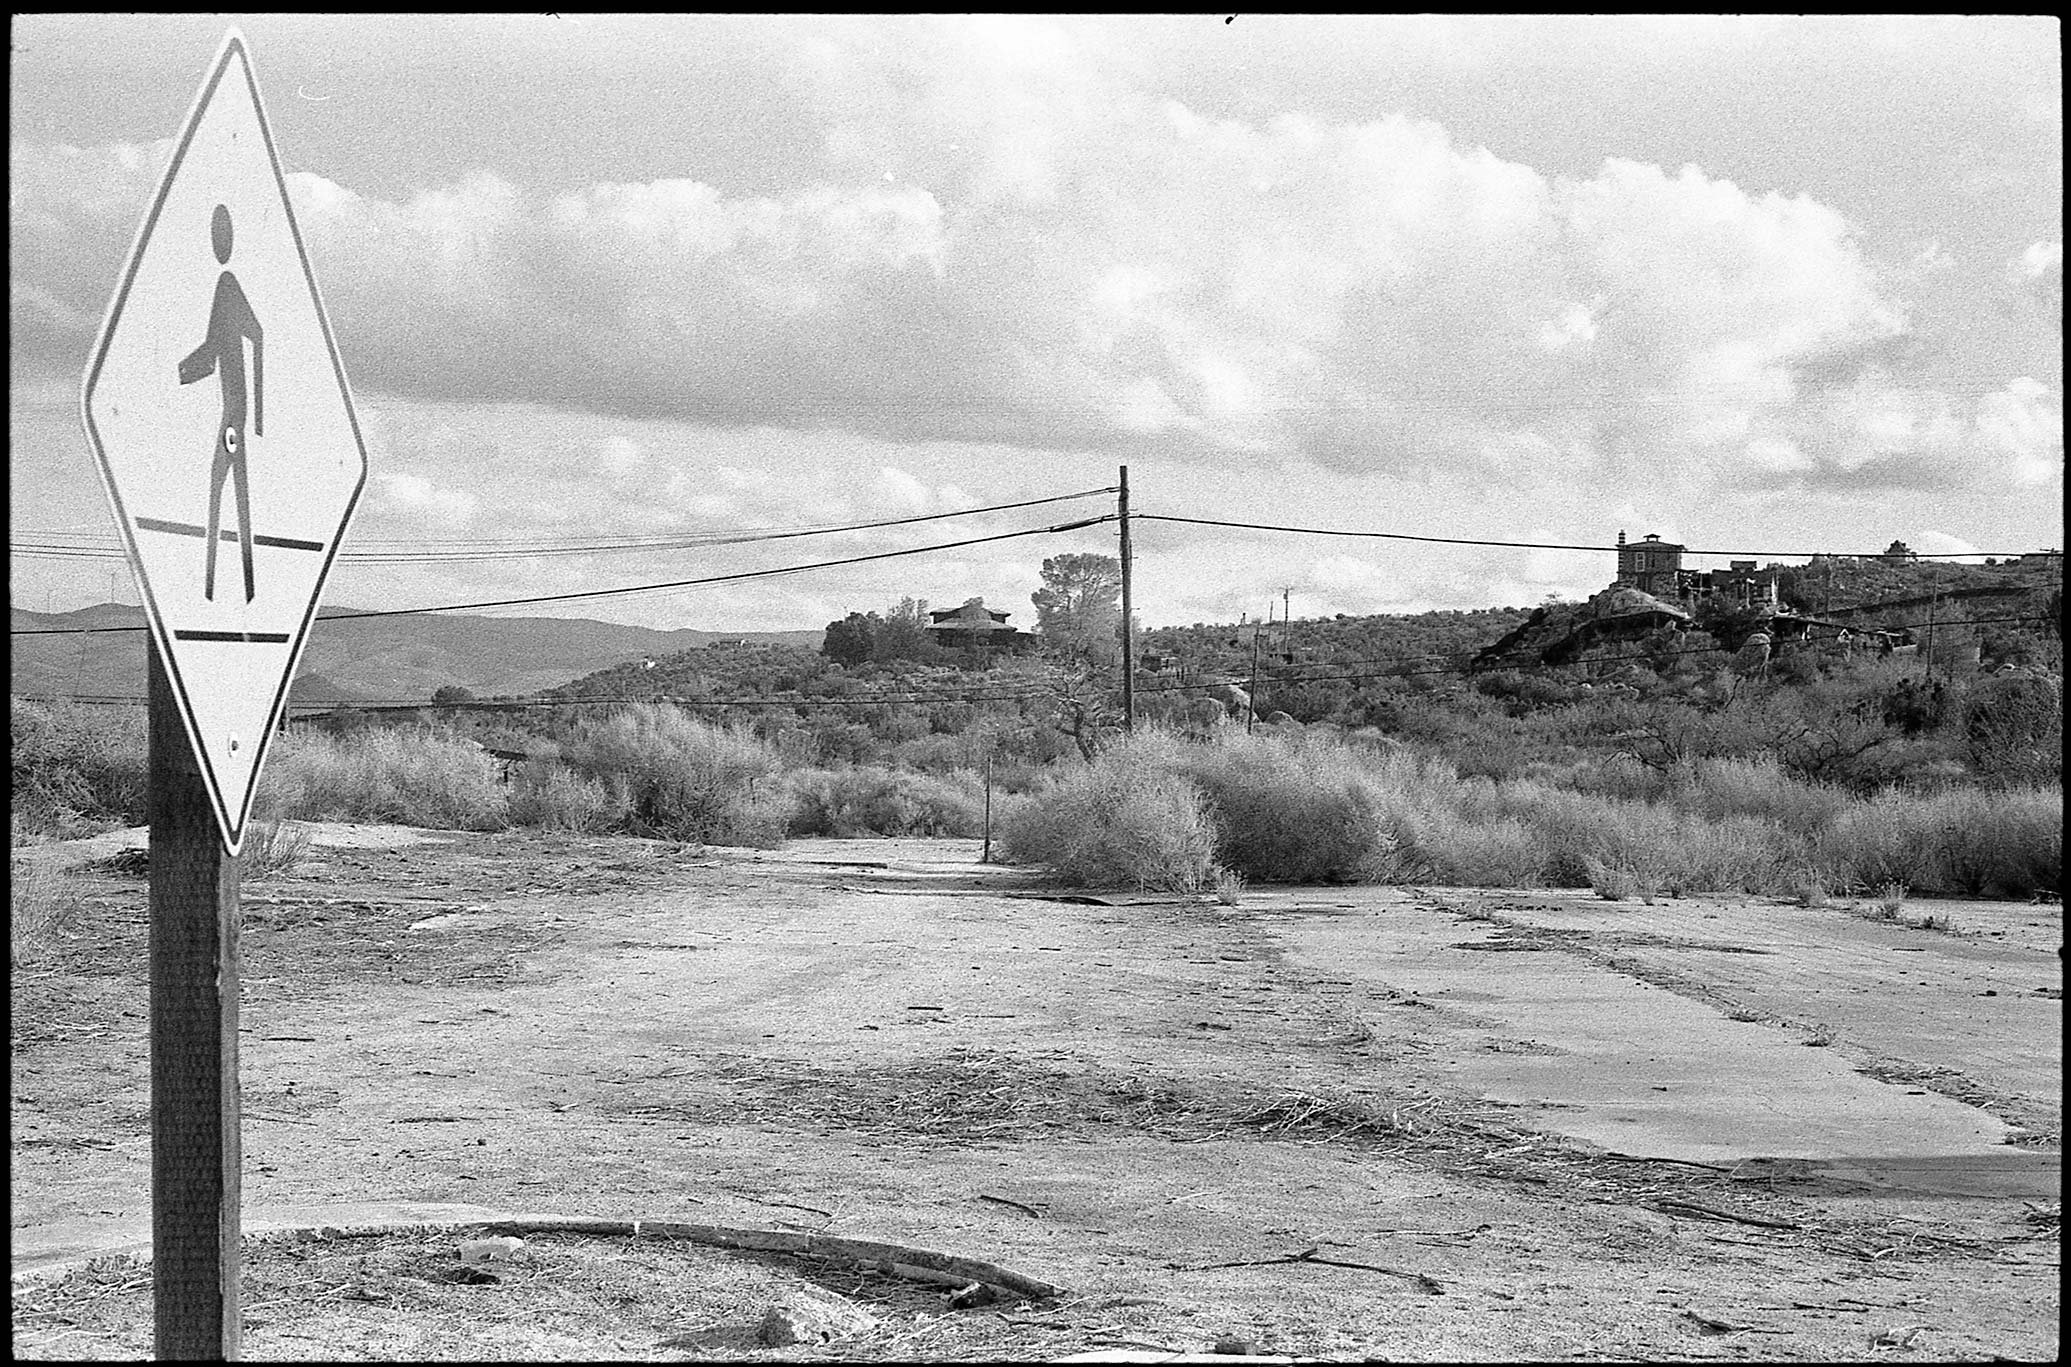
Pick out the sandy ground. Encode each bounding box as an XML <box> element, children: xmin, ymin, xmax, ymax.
<box><xmin>10</xmin><ymin>827</ymin><xmax>2061</xmax><ymax>1361</ymax></box>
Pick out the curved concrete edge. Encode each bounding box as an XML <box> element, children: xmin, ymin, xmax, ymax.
<box><xmin>10</xmin><ymin>1204</ymin><xmax>1066</xmax><ymax>1303</ymax></box>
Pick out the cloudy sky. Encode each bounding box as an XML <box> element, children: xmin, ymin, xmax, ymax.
<box><xmin>11</xmin><ymin>13</ymin><xmax>2062</xmax><ymax>633</ymax></box>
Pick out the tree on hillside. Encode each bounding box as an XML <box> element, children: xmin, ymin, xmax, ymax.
<box><xmin>1032</xmin><ymin>552</ymin><xmax>1122</xmax><ymax>667</ymax></box>
<box><xmin>822</xmin><ymin>612</ymin><xmax>877</xmax><ymax>667</ymax></box>
<box><xmin>1008</xmin><ymin>655</ymin><xmax>1123</xmax><ymax>762</ymax></box>
<box><xmin>872</xmin><ymin>596</ymin><xmax>942</xmax><ymax>664</ymax></box>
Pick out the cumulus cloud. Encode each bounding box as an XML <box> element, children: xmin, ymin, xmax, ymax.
<box><xmin>594</xmin><ymin>436</ymin><xmax>646</xmax><ymax>476</ymax></box>
<box><xmin>1909</xmin><ymin>530</ymin><xmax>1985</xmax><ymax>563</ymax></box>
<box><xmin>1973</xmin><ymin>378</ymin><xmax>2064</xmax><ymax>488</ymax></box>
<box><xmin>6</xmin><ymin>16</ymin><xmax>2041</xmax><ymax>503</ymax></box>
<box><xmin>2009</xmin><ymin>240</ymin><xmax>2063</xmax><ymax>280</ymax></box>
<box><xmin>374</xmin><ymin>471</ymin><xmax>478</xmax><ymax>526</ymax></box>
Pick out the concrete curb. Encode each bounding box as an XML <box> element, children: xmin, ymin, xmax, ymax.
<box><xmin>11</xmin><ymin>1203</ymin><xmax>1065</xmax><ymax>1303</ymax></box>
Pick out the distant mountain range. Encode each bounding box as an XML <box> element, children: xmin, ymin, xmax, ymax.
<box><xmin>8</xmin><ymin>603</ymin><xmax>823</xmax><ymax>707</ymax></box>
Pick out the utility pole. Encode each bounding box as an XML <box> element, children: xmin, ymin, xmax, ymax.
<box><xmin>1922</xmin><ymin>560</ymin><xmax>1938</xmax><ymax>684</ymax></box>
<box><xmin>1283</xmin><ymin>586</ymin><xmax>1292</xmax><ymax>625</ymax></box>
<box><xmin>1118</xmin><ymin>464</ymin><xmax>1134</xmax><ymax>734</ymax></box>
<box><xmin>1246</xmin><ymin>618</ymin><xmax>1262</xmax><ymax>734</ymax></box>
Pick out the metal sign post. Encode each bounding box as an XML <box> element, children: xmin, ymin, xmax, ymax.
<box><xmin>148</xmin><ymin>641</ymin><xmax>244</xmax><ymax>1358</ymax></box>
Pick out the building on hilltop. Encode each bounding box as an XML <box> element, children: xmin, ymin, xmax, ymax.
<box><xmin>1615</xmin><ymin>531</ymin><xmax>1686</xmax><ymax>598</ymax></box>
<box><xmin>924</xmin><ymin>596</ymin><xmax>1035</xmax><ymax>653</ymax></box>
<box><xmin>1614</xmin><ymin>531</ymin><xmax>1781</xmax><ymax>610</ymax></box>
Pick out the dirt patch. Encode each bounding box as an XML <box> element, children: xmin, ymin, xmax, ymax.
<box><xmin>11</xmin><ymin>1228</ymin><xmax>1059</xmax><ymax>1362</ymax></box>
<box><xmin>11</xmin><ymin>831</ymin><xmax>2063</xmax><ymax>1362</ymax></box>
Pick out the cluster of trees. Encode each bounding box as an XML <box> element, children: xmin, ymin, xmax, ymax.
<box><xmin>821</xmin><ymin>597</ymin><xmax>944</xmax><ymax>668</ymax></box>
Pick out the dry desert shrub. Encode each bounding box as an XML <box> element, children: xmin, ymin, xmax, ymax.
<box><xmin>559</xmin><ymin>706</ymin><xmax>790</xmax><ymax>847</ymax></box>
<box><xmin>1817</xmin><ymin>784</ymin><xmax>2060</xmax><ymax>898</ymax></box>
<box><xmin>1790</xmin><ymin>869</ymin><xmax>1830</xmax><ymax>908</ymax></box>
<box><xmin>9</xmin><ymin>697</ymin><xmax>149</xmax><ymax>837</ymax></box>
<box><xmin>784</xmin><ymin>765</ymin><xmax>985</xmax><ymax>837</ymax></box>
<box><xmin>1166</xmin><ymin>730</ymin><xmax>1400</xmax><ymax>884</ymax></box>
<box><xmin>997</xmin><ymin>715</ymin><xmax>2060</xmax><ymax>900</ymax></box>
<box><xmin>1679</xmin><ymin>756</ymin><xmax>1850</xmax><ymax>830</ymax></box>
<box><xmin>509</xmin><ymin>763</ymin><xmax>615</xmax><ymax>833</ymax></box>
<box><xmin>262</xmin><ymin>728</ymin><xmax>511</xmax><ymax>831</ymax></box>
<box><xmin>1582</xmin><ymin>856</ymin><xmax>1642</xmax><ymax>902</ymax></box>
<box><xmin>995</xmin><ymin>741</ymin><xmax>1218</xmax><ymax>893</ymax></box>
<box><xmin>1421</xmin><ymin>815</ymin><xmax>1548</xmax><ymax>888</ymax></box>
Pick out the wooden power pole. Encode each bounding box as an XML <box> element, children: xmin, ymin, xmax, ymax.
<box><xmin>1118</xmin><ymin>465</ymin><xmax>1134</xmax><ymax>733</ymax></box>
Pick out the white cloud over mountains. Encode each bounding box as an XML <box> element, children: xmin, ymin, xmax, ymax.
<box><xmin>10</xmin><ymin>16</ymin><xmax>2060</xmax><ymax>512</ymax></box>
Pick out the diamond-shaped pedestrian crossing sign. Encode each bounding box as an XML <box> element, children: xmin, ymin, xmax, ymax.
<box><xmin>82</xmin><ymin>30</ymin><xmax>366</xmax><ymax>854</ymax></box>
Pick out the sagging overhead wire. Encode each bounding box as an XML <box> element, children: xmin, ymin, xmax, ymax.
<box><xmin>10</xmin><ymin>514</ymin><xmax>1119</xmax><ymax>635</ymax></box>
<box><xmin>1135</xmin><ymin>513</ymin><xmax>2050</xmax><ymax>562</ymax></box>
<box><xmin>9</xmin><ymin>486</ymin><xmax>1119</xmax><ymax>565</ymax></box>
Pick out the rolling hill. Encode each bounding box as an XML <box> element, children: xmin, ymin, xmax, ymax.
<box><xmin>9</xmin><ymin>603</ymin><xmax>823</xmax><ymax>707</ymax></box>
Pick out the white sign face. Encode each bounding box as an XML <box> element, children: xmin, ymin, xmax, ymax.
<box><xmin>81</xmin><ymin>30</ymin><xmax>366</xmax><ymax>854</ymax></box>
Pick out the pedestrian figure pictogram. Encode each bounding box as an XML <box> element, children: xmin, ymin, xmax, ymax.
<box><xmin>179</xmin><ymin>204</ymin><xmax>266</xmax><ymax>603</ymax></box>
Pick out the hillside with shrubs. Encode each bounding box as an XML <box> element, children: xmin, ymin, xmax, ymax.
<box><xmin>12</xmin><ymin>552</ymin><xmax>2062</xmax><ymax>932</ymax></box>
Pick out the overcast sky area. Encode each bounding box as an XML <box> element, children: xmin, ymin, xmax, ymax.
<box><xmin>10</xmin><ymin>13</ymin><xmax>2063</xmax><ymax>632</ymax></box>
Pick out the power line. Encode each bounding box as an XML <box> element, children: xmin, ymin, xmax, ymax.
<box><xmin>9</xmin><ymin>487</ymin><xmax>1117</xmax><ymax>565</ymax></box>
<box><xmin>1136</xmin><ymin>513</ymin><xmax>2056</xmax><ymax>561</ymax></box>
<box><xmin>9</xmin><ymin>514</ymin><xmax>1118</xmax><ymax>636</ymax></box>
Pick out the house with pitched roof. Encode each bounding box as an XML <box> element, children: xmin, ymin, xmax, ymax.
<box><xmin>924</xmin><ymin>597</ymin><xmax>1035</xmax><ymax>653</ymax></box>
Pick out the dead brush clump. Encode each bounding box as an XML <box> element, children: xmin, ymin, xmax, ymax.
<box><xmin>1227</xmin><ymin>1089</ymin><xmax>1411</xmax><ymax>1143</ymax></box>
<box><xmin>650</xmin><ymin>1050</ymin><xmax>1094</xmax><ymax>1142</ymax></box>
<box><xmin>624</xmin><ymin>1050</ymin><xmax>1476</xmax><ymax>1156</ymax></box>
<box><xmin>9</xmin><ymin>849</ymin><xmax>76</xmax><ymax>967</ymax></box>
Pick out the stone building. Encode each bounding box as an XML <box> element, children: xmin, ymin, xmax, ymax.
<box><xmin>1614</xmin><ymin>531</ymin><xmax>1781</xmax><ymax>609</ymax></box>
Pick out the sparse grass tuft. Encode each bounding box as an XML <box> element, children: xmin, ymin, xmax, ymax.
<box><xmin>1802</xmin><ymin>1022</ymin><xmax>1838</xmax><ymax>1048</ymax></box>
<box><xmin>10</xmin><ymin>843</ymin><xmax>75</xmax><ymax>967</ymax></box>
<box><xmin>1212</xmin><ymin>867</ymin><xmax>1246</xmax><ymax>905</ymax></box>
<box><xmin>242</xmin><ymin>815</ymin><xmax>312</xmax><ymax>879</ymax></box>
<box><xmin>1584</xmin><ymin>856</ymin><xmax>1640</xmax><ymax>902</ymax></box>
